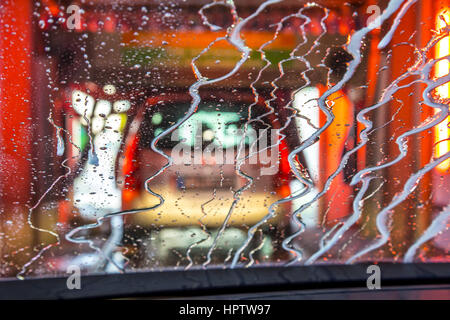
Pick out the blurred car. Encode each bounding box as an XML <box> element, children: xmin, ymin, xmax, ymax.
<box><xmin>120</xmin><ymin>90</ymin><xmax>301</xmax><ymax>266</ymax></box>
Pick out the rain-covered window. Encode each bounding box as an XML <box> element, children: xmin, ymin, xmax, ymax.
<box><xmin>0</xmin><ymin>0</ymin><xmax>448</xmax><ymax>279</ymax></box>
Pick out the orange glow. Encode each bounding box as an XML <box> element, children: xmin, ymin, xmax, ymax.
<box><xmin>0</xmin><ymin>0</ymin><xmax>33</xmax><ymax>202</ymax></box>
<box><xmin>318</xmin><ymin>85</ymin><xmax>354</xmax><ymax>223</ymax></box>
<box><xmin>435</xmin><ymin>10</ymin><xmax>450</xmax><ymax>173</ymax></box>
<box><xmin>122</xmin><ymin>30</ymin><xmax>296</xmax><ymax>50</ymax></box>
<box><xmin>277</xmin><ymin>184</ymin><xmax>291</xmax><ymax>198</ymax></box>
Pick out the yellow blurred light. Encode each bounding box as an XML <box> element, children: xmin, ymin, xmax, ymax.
<box><xmin>435</xmin><ymin>10</ymin><xmax>450</xmax><ymax>173</ymax></box>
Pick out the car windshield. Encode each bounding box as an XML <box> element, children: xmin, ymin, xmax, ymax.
<box><xmin>0</xmin><ymin>0</ymin><xmax>449</xmax><ymax>292</ymax></box>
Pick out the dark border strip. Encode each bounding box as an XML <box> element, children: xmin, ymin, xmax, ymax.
<box><xmin>0</xmin><ymin>263</ymin><xmax>449</xmax><ymax>299</ymax></box>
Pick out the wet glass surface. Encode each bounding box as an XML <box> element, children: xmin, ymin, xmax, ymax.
<box><xmin>0</xmin><ymin>0</ymin><xmax>449</xmax><ymax>279</ymax></box>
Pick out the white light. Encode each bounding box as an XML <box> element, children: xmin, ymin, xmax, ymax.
<box><xmin>94</xmin><ymin>100</ymin><xmax>112</xmax><ymax>117</ymax></box>
<box><xmin>113</xmin><ymin>100</ymin><xmax>131</xmax><ymax>113</ymax></box>
<box><xmin>203</xmin><ymin>129</ymin><xmax>215</xmax><ymax>141</ymax></box>
<box><xmin>103</xmin><ymin>84</ymin><xmax>116</xmax><ymax>95</ymax></box>
<box><xmin>293</xmin><ymin>87</ymin><xmax>320</xmax><ymax>180</ymax></box>
<box><xmin>72</xmin><ymin>90</ymin><xmax>95</xmax><ymax>118</ymax></box>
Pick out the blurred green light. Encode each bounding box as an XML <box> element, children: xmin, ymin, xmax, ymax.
<box><xmin>154</xmin><ymin>127</ymin><xmax>164</xmax><ymax>137</ymax></box>
<box><xmin>152</xmin><ymin>112</ymin><xmax>163</xmax><ymax>125</ymax></box>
